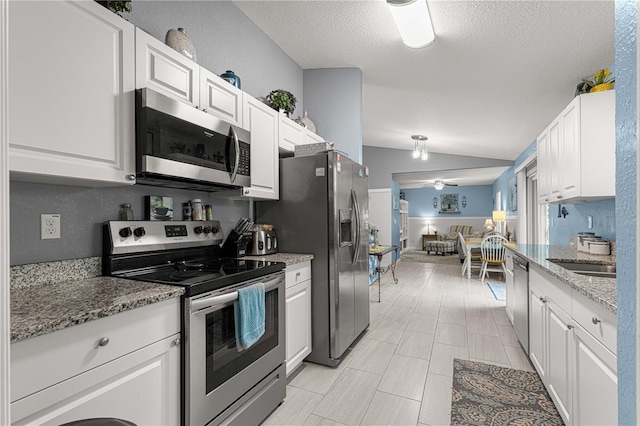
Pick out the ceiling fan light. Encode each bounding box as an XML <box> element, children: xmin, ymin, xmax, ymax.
<box><xmin>387</xmin><ymin>0</ymin><xmax>435</xmax><ymax>49</ymax></box>
<box><xmin>434</xmin><ymin>179</ymin><xmax>444</xmax><ymax>190</ymax></box>
<box><xmin>421</xmin><ymin>146</ymin><xmax>428</xmax><ymax>161</ymax></box>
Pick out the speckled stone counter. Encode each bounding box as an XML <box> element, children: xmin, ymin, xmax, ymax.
<box><xmin>506</xmin><ymin>244</ymin><xmax>616</xmax><ymax>313</ymax></box>
<box><xmin>10</xmin><ymin>256</ymin><xmax>102</xmax><ymax>289</ymax></box>
<box><xmin>11</xmin><ymin>276</ymin><xmax>184</xmax><ymax>343</ymax></box>
<box><xmin>245</xmin><ymin>253</ymin><xmax>314</xmax><ymax>266</ymax></box>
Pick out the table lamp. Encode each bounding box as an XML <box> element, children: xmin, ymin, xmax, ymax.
<box><xmin>492</xmin><ymin>210</ymin><xmax>506</xmax><ymax>233</ymax></box>
<box><xmin>483</xmin><ymin>218</ymin><xmax>495</xmax><ymax>230</ymax></box>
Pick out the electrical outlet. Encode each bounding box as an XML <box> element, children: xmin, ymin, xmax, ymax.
<box><xmin>41</xmin><ymin>214</ymin><xmax>61</xmax><ymax>239</ymax></box>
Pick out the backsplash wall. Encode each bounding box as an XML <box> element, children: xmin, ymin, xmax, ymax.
<box><xmin>548</xmin><ymin>199</ymin><xmax>616</xmax><ymax>245</ymax></box>
<box><xmin>10</xmin><ymin>182</ymin><xmax>248</xmax><ymax>265</ymax></box>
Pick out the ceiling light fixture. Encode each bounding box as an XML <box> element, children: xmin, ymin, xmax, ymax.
<box><xmin>411</xmin><ymin>135</ymin><xmax>428</xmax><ymax>161</ymax></box>
<box><xmin>434</xmin><ymin>179</ymin><xmax>444</xmax><ymax>190</ymax></box>
<box><xmin>387</xmin><ymin>0</ymin><xmax>435</xmax><ymax>49</ymax></box>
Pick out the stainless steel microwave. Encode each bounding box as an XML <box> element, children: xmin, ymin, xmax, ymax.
<box><xmin>135</xmin><ymin>88</ymin><xmax>251</xmax><ymax>191</ymax></box>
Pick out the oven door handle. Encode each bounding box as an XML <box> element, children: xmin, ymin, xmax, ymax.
<box><xmin>191</xmin><ymin>276</ymin><xmax>282</xmax><ymax>313</ymax></box>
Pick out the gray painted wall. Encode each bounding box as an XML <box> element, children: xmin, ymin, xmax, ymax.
<box><xmin>303</xmin><ymin>68</ymin><xmax>363</xmax><ymax>163</ymax></box>
<box><xmin>10</xmin><ymin>182</ymin><xmax>248</xmax><ymax>265</ymax></box>
<box><xmin>362</xmin><ymin>146</ymin><xmax>514</xmax><ymax>189</ymax></box>
<box><xmin>127</xmin><ymin>0</ymin><xmax>305</xmax><ymax>118</ymax></box>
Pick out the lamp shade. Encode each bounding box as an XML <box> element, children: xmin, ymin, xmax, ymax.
<box><xmin>483</xmin><ymin>219</ymin><xmax>494</xmax><ymax>229</ymax></box>
<box><xmin>492</xmin><ymin>210</ymin><xmax>506</xmax><ymax>222</ymax></box>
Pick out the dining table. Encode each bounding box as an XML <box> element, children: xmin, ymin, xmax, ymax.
<box><xmin>369</xmin><ymin>245</ymin><xmax>399</xmax><ymax>302</ymax></box>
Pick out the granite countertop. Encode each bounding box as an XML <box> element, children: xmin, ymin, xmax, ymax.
<box><xmin>10</xmin><ymin>257</ymin><xmax>185</xmax><ymax>343</ymax></box>
<box><xmin>245</xmin><ymin>252</ymin><xmax>314</xmax><ymax>266</ymax></box>
<box><xmin>506</xmin><ymin>244</ymin><xmax>616</xmax><ymax>313</ymax></box>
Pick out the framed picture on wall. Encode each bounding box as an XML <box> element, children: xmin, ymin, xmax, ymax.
<box><xmin>439</xmin><ymin>193</ymin><xmax>460</xmax><ymax>214</ymax></box>
<box><xmin>509</xmin><ymin>177</ymin><xmax>517</xmax><ymax>211</ymax></box>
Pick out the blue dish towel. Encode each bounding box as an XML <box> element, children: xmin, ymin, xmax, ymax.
<box><xmin>234</xmin><ymin>282</ymin><xmax>265</xmax><ymax>351</ymax></box>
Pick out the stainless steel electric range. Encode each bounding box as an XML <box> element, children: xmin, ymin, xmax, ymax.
<box><xmin>102</xmin><ymin>220</ymin><xmax>286</xmax><ymax>426</ymax></box>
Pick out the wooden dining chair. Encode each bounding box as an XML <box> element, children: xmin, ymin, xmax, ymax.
<box><xmin>480</xmin><ymin>234</ymin><xmax>508</xmax><ymax>281</ymax></box>
<box><xmin>458</xmin><ymin>232</ymin><xmax>482</xmax><ymax>277</ymax></box>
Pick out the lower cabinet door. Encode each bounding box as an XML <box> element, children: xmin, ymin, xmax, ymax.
<box><xmin>11</xmin><ymin>334</ymin><xmax>180</xmax><ymax>425</ymax></box>
<box><xmin>545</xmin><ymin>301</ymin><xmax>573</xmax><ymax>425</ymax></box>
<box><xmin>285</xmin><ymin>279</ymin><xmax>312</xmax><ymax>376</ymax></box>
<box><xmin>529</xmin><ymin>286</ymin><xmax>546</xmax><ymax>380</ymax></box>
<box><xmin>572</xmin><ymin>324</ymin><xmax>617</xmax><ymax>426</ymax></box>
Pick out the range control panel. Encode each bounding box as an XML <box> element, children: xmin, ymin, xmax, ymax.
<box><xmin>106</xmin><ymin>220</ymin><xmax>224</xmax><ymax>255</ymax></box>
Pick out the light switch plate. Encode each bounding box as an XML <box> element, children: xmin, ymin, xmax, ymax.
<box><xmin>41</xmin><ymin>214</ymin><xmax>61</xmax><ymax>239</ymax></box>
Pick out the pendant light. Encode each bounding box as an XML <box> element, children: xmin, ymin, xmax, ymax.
<box><xmin>411</xmin><ymin>135</ymin><xmax>428</xmax><ymax>160</ymax></box>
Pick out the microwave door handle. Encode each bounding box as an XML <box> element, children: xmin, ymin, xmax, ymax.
<box><xmin>351</xmin><ymin>189</ymin><xmax>361</xmax><ymax>265</ymax></box>
<box><xmin>229</xmin><ymin>125</ymin><xmax>240</xmax><ymax>183</ymax></box>
<box><xmin>191</xmin><ymin>275</ymin><xmax>282</xmax><ymax>313</ymax></box>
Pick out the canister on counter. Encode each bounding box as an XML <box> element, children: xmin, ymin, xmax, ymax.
<box><xmin>192</xmin><ymin>199</ymin><xmax>203</xmax><ymax>221</ymax></box>
<box><xmin>205</xmin><ymin>204</ymin><xmax>213</xmax><ymax>221</ymax></box>
<box><xmin>182</xmin><ymin>202</ymin><xmax>192</xmax><ymax>221</ymax></box>
<box><xmin>119</xmin><ymin>203</ymin><xmax>134</xmax><ymax>220</ymax></box>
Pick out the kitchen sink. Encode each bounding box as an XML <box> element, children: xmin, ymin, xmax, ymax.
<box><xmin>548</xmin><ymin>260</ymin><xmax>616</xmax><ymax>278</ymax></box>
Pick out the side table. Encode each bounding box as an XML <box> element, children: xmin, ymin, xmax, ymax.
<box><xmin>369</xmin><ymin>245</ymin><xmax>399</xmax><ymax>302</ymax></box>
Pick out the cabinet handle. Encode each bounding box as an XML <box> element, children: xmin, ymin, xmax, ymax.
<box><xmin>592</xmin><ymin>316</ymin><xmax>601</xmax><ymax>325</ymax></box>
<box><xmin>172</xmin><ymin>337</ymin><xmax>181</xmax><ymax>347</ymax></box>
<box><xmin>202</xmin><ymin>109</ymin><xmax>208</xmax><ymax>113</ymax></box>
<box><xmin>545</xmin><ymin>198</ymin><xmax>549</xmax><ymax>202</ymax></box>
<box><xmin>567</xmin><ymin>324</ymin><xmax>574</xmax><ymax>330</ymax></box>
<box><xmin>539</xmin><ymin>296</ymin><xmax>547</xmax><ymax>303</ymax></box>
<box><xmin>126</xmin><ymin>174</ymin><xmax>136</xmax><ymax>181</ymax></box>
<box><xmin>98</xmin><ymin>337</ymin><xmax>110</xmax><ymax>347</ymax></box>
<box><xmin>557</xmin><ymin>195</ymin><xmax>563</xmax><ymax>199</ymax></box>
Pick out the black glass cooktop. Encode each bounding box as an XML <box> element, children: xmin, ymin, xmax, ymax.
<box><xmin>118</xmin><ymin>258</ymin><xmax>284</xmax><ymax>296</ymax></box>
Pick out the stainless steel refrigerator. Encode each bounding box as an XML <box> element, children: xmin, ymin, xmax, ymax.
<box><xmin>257</xmin><ymin>151</ymin><xmax>370</xmax><ymax>367</ymax></box>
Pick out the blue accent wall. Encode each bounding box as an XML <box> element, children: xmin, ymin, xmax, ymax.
<box><xmin>548</xmin><ymin>199</ymin><xmax>616</xmax><ymax>245</ymax></box>
<box><xmin>615</xmin><ymin>2</ymin><xmax>637</xmax><ymax>424</ymax></box>
<box><xmin>491</xmin><ymin>140</ymin><xmax>537</xmax><ymax>215</ymax></box>
<box><xmin>402</xmin><ymin>186</ymin><xmax>494</xmax><ymax>217</ymax></box>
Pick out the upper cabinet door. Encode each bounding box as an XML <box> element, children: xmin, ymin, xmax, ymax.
<box><xmin>560</xmin><ymin>98</ymin><xmax>581</xmax><ymax>200</ymax></box>
<box><xmin>536</xmin><ymin>129</ymin><xmax>550</xmax><ymax>204</ymax></box>
<box><xmin>242</xmin><ymin>95</ymin><xmax>279</xmax><ymax>199</ymax></box>
<box><xmin>278</xmin><ymin>115</ymin><xmax>305</xmax><ymax>152</ymax></box>
<box><xmin>135</xmin><ymin>28</ymin><xmax>199</xmax><ymax>107</ymax></box>
<box><xmin>199</xmin><ymin>68</ymin><xmax>242</xmax><ymax>127</ymax></box>
<box><xmin>9</xmin><ymin>0</ymin><xmax>136</xmax><ymax>186</ymax></box>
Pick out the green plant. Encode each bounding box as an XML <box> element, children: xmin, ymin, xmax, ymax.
<box><xmin>97</xmin><ymin>1</ymin><xmax>131</xmax><ymax>16</ymax></box>
<box><xmin>575</xmin><ymin>68</ymin><xmax>615</xmax><ymax>96</ymax></box>
<box><xmin>266</xmin><ymin>89</ymin><xmax>297</xmax><ymax>116</ymax></box>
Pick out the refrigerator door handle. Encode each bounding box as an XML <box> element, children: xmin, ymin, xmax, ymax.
<box><xmin>351</xmin><ymin>189</ymin><xmax>361</xmax><ymax>265</ymax></box>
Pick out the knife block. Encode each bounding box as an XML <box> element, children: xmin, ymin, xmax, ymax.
<box><xmin>221</xmin><ymin>230</ymin><xmax>251</xmax><ymax>258</ymax></box>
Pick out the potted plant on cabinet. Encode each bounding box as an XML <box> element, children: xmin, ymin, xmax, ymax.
<box><xmin>266</xmin><ymin>89</ymin><xmax>297</xmax><ymax>117</ymax></box>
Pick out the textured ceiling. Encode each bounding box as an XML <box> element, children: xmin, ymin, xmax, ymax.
<box><xmin>235</xmin><ymin>0</ymin><xmax>614</xmax><ymax>165</ymax></box>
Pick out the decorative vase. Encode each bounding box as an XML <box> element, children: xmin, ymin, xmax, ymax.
<box><xmin>219</xmin><ymin>70</ymin><xmax>241</xmax><ymax>89</ymax></box>
<box><xmin>300</xmin><ymin>111</ymin><xmax>316</xmax><ymax>133</ymax></box>
<box><xmin>165</xmin><ymin>28</ymin><xmax>196</xmax><ymax>62</ymax></box>
<box><xmin>590</xmin><ymin>82</ymin><xmax>613</xmax><ymax>92</ymax></box>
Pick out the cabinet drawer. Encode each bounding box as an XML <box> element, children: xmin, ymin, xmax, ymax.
<box><xmin>11</xmin><ymin>298</ymin><xmax>180</xmax><ymax>402</ymax></box>
<box><xmin>529</xmin><ymin>266</ymin><xmax>571</xmax><ymax>313</ymax></box>
<box><xmin>286</xmin><ymin>261</ymin><xmax>312</xmax><ymax>288</ymax></box>
<box><xmin>571</xmin><ymin>290</ymin><xmax>616</xmax><ymax>354</ymax></box>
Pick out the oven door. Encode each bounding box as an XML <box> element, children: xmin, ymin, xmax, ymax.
<box><xmin>185</xmin><ymin>272</ymin><xmax>285</xmax><ymax>426</ymax></box>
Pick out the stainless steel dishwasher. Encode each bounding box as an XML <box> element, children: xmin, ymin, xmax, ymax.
<box><xmin>512</xmin><ymin>254</ymin><xmax>529</xmax><ymax>354</ymax></box>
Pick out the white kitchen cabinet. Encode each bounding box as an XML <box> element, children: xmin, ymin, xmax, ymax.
<box><xmin>285</xmin><ymin>261</ymin><xmax>312</xmax><ymax>376</ymax></box>
<box><xmin>504</xmin><ymin>251</ymin><xmax>514</xmax><ymax>323</ymax></box>
<box><xmin>545</xmin><ymin>299</ymin><xmax>573</xmax><ymax>424</ymax></box>
<box><xmin>200</xmin><ymin>67</ymin><xmax>243</xmax><ymax>127</ymax></box>
<box><xmin>11</xmin><ymin>299</ymin><xmax>180</xmax><ymax>425</ymax></box>
<box><xmin>278</xmin><ymin>114</ymin><xmax>325</xmax><ymax>154</ymax></box>
<box><xmin>216</xmin><ymin>94</ymin><xmax>280</xmax><ymax>200</ymax></box>
<box><xmin>537</xmin><ymin>90</ymin><xmax>615</xmax><ymax>204</ymax></box>
<box><xmin>528</xmin><ymin>285</ymin><xmax>546</xmax><ymax>380</ymax></box>
<box><xmin>8</xmin><ymin>0</ymin><xmax>136</xmax><ymax>186</ymax></box>
<box><xmin>528</xmin><ymin>265</ymin><xmax>617</xmax><ymax>425</ymax></box>
<box><xmin>571</xmin><ymin>323</ymin><xmax>618</xmax><ymax>426</ymax></box>
<box><xmin>136</xmin><ymin>27</ymin><xmax>199</xmax><ymax>106</ymax></box>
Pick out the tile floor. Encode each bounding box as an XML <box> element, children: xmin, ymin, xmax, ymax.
<box><xmin>264</xmin><ymin>260</ymin><xmax>533</xmax><ymax>426</ymax></box>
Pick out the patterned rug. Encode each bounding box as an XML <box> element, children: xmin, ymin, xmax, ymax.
<box><xmin>451</xmin><ymin>359</ymin><xmax>564</xmax><ymax>425</ymax></box>
<box><xmin>399</xmin><ymin>250</ymin><xmax>461</xmax><ymax>265</ymax></box>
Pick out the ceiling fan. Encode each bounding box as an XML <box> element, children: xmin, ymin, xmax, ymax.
<box><xmin>434</xmin><ymin>179</ymin><xmax>458</xmax><ymax>190</ymax></box>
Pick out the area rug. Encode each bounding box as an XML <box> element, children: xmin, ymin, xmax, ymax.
<box><xmin>450</xmin><ymin>359</ymin><xmax>563</xmax><ymax>425</ymax></box>
<box><xmin>399</xmin><ymin>250</ymin><xmax>461</xmax><ymax>265</ymax></box>
<box><xmin>487</xmin><ymin>282</ymin><xmax>506</xmax><ymax>301</ymax></box>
